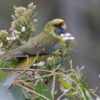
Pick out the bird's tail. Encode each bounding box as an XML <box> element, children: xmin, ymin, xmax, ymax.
<box><xmin>0</xmin><ymin>48</ymin><xmax>27</xmax><ymax>58</ymax></box>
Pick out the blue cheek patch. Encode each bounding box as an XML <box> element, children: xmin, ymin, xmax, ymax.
<box><xmin>54</xmin><ymin>28</ymin><xmax>62</xmax><ymax>35</ymax></box>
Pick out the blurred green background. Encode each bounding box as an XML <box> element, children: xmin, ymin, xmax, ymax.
<box><xmin>0</xmin><ymin>0</ymin><xmax>100</xmax><ymax>95</ymax></box>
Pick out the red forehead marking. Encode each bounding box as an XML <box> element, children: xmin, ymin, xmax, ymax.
<box><xmin>58</xmin><ymin>21</ymin><xmax>64</xmax><ymax>26</ymax></box>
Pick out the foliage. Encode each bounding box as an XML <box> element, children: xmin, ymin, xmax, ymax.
<box><xmin>35</xmin><ymin>80</ymin><xmax>52</xmax><ymax>100</ymax></box>
<box><xmin>0</xmin><ymin>57</ymin><xmax>18</xmax><ymax>68</ymax></box>
<box><xmin>0</xmin><ymin>2</ymin><xmax>37</xmax><ymax>54</ymax></box>
<box><xmin>0</xmin><ymin>2</ymin><xmax>99</xmax><ymax>100</ymax></box>
<box><xmin>0</xmin><ymin>70</ymin><xmax>6</xmax><ymax>81</ymax></box>
<box><xmin>0</xmin><ymin>2</ymin><xmax>37</xmax><ymax>68</ymax></box>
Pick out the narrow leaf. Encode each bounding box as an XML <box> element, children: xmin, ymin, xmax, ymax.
<box><xmin>0</xmin><ymin>84</ymin><xmax>15</xmax><ymax>100</ymax></box>
<box><xmin>35</xmin><ymin>80</ymin><xmax>52</xmax><ymax>100</ymax></box>
<box><xmin>79</xmin><ymin>80</ymin><xmax>89</xmax><ymax>90</ymax></box>
<box><xmin>59</xmin><ymin>76</ymin><xmax>71</xmax><ymax>89</ymax></box>
<box><xmin>10</xmin><ymin>86</ymin><xmax>26</xmax><ymax>100</ymax></box>
<box><xmin>0</xmin><ymin>70</ymin><xmax>6</xmax><ymax>82</ymax></box>
<box><xmin>3</xmin><ymin>72</ymin><xmax>16</xmax><ymax>87</ymax></box>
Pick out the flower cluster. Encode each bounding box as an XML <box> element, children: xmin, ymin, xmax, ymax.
<box><xmin>0</xmin><ymin>30</ymin><xmax>8</xmax><ymax>54</ymax></box>
<box><xmin>0</xmin><ymin>3</ymin><xmax>37</xmax><ymax>53</ymax></box>
<box><xmin>10</xmin><ymin>2</ymin><xmax>37</xmax><ymax>42</ymax></box>
<box><xmin>61</xmin><ymin>32</ymin><xmax>75</xmax><ymax>41</ymax></box>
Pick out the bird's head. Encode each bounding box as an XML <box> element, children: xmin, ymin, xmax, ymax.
<box><xmin>44</xmin><ymin>19</ymin><xmax>67</xmax><ymax>41</ymax></box>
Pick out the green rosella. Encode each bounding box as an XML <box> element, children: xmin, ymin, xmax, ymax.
<box><xmin>2</xmin><ymin>19</ymin><xmax>67</xmax><ymax>58</ymax></box>
<box><xmin>1</xmin><ymin>19</ymin><xmax>68</xmax><ymax>67</ymax></box>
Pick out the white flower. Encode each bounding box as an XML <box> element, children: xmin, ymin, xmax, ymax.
<box><xmin>86</xmin><ymin>91</ymin><xmax>93</xmax><ymax>100</ymax></box>
<box><xmin>64</xmin><ymin>33</ymin><xmax>71</xmax><ymax>37</ymax></box>
<box><xmin>34</xmin><ymin>75</ymin><xmax>40</xmax><ymax>83</ymax></box>
<box><xmin>34</xmin><ymin>75</ymin><xmax>39</xmax><ymax>78</ymax></box>
<box><xmin>69</xmin><ymin>36</ymin><xmax>75</xmax><ymax>40</ymax></box>
<box><xmin>7</xmin><ymin>37</ymin><xmax>11</xmax><ymax>41</ymax></box>
<box><xmin>61</xmin><ymin>32</ymin><xmax>75</xmax><ymax>41</ymax></box>
<box><xmin>33</xmin><ymin>5</ymin><xmax>36</xmax><ymax>9</ymax></box>
<box><xmin>32</xmin><ymin>61</ymin><xmax>45</xmax><ymax>66</ymax></box>
<box><xmin>33</xmin><ymin>19</ymin><xmax>38</xmax><ymax>22</ymax></box>
<box><xmin>15</xmin><ymin>35</ymin><xmax>19</xmax><ymax>39</ymax></box>
<box><xmin>76</xmin><ymin>65</ymin><xmax>85</xmax><ymax>70</ymax></box>
<box><xmin>32</xmin><ymin>63</ymin><xmax>37</xmax><ymax>66</ymax></box>
<box><xmin>63</xmin><ymin>37</ymin><xmax>69</xmax><ymax>41</ymax></box>
<box><xmin>7</xmin><ymin>36</ymin><xmax>17</xmax><ymax>41</ymax></box>
<box><xmin>80</xmin><ymin>65</ymin><xmax>85</xmax><ymax>70</ymax></box>
<box><xmin>21</xmin><ymin>26</ymin><xmax>25</xmax><ymax>32</ymax></box>
<box><xmin>98</xmin><ymin>74</ymin><xmax>100</xmax><ymax>78</ymax></box>
<box><xmin>10</xmin><ymin>36</ymin><xmax>16</xmax><ymax>41</ymax></box>
<box><xmin>61</xmin><ymin>34</ymin><xmax>65</xmax><ymax>37</ymax></box>
<box><xmin>12</xmin><ymin>33</ymin><xmax>15</xmax><ymax>36</ymax></box>
<box><xmin>37</xmin><ymin>61</ymin><xmax>45</xmax><ymax>66</ymax></box>
<box><xmin>14</xmin><ymin>30</ymin><xmax>21</xmax><ymax>35</ymax></box>
<box><xmin>11</xmin><ymin>23</ymin><xmax>14</xmax><ymax>27</ymax></box>
<box><xmin>63</xmin><ymin>36</ymin><xmax>75</xmax><ymax>41</ymax></box>
<box><xmin>60</xmin><ymin>77</ymin><xmax>72</xmax><ymax>93</ymax></box>
<box><xmin>60</xmin><ymin>85</ymin><xmax>69</xmax><ymax>93</ymax></box>
<box><xmin>62</xmin><ymin>77</ymin><xmax>72</xmax><ymax>87</ymax></box>
<box><xmin>21</xmin><ymin>40</ymin><xmax>26</xmax><ymax>44</ymax></box>
<box><xmin>0</xmin><ymin>42</ymin><xmax>3</xmax><ymax>48</ymax></box>
<box><xmin>76</xmin><ymin>65</ymin><xmax>79</xmax><ymax>69</ymax></box>
<box><xmin>27</xmin><ymin>71</ymin><xmax>33</xmax><ymax>76</ymax></box>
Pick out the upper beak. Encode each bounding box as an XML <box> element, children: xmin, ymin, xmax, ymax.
<box><xmin>61</xmin><ymin>23</ymin><xmax>67</xmax><ymax>32</ymax></box>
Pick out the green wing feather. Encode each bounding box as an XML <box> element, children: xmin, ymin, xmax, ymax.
<box><xmin>21</xmin><ymin>32</ymin><xmax>59</xmax><ymax>55</ymax></box>
<box><xmin>0</xmin><ymin>32</ymin><xmax>58</xmax><ymax>58</ymax></box>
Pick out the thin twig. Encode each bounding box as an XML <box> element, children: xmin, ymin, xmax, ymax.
<box><xmin>0</xmin><ymin>68</ymin><xmax>54</xmax><ymax>73</ymax></box>
<box><xmin>57</xmin><ymin>91</ymin><xmax>68</xmax><ymax>100</ymax></box>
<box><xmin>18</xmin><ymin>83</ymin><xmax>50</xmax><ymax>100</ymax></box>
<box><xmin>0</xmin><ymin>68</ymin><xmax>25</xmax><ymax>71</ymax></box>
<box><xmin>51</xmin><ymin>75</ymin><xmax>56</xmax><ymax>99</ymax></box>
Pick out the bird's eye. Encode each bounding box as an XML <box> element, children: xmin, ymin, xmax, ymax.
<box><xmin>54</xmin><ymin>24</ymin><xmax>58</xmax><ymax>27</ymax></box>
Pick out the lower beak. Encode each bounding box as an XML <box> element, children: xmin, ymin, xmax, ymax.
<box><xmin>61</xmin><ymin>23</ymin><xmax>67</xmax><ymax>31</ymax></box>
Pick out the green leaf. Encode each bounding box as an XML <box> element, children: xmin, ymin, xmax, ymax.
<box><xmin>82</xmin><ymin>89</ymin><xmax>93</xmax><ymax>100</ymax></box>
<box><xmin>79</xmin><ymin>80</ymin><xmax>89</xmax><ymax>91</ymax></box>
<box><xmin>0</xmin><ymin>70</ymin><xmax>6</xmax><ymax>82</ymax></box>
<box><xmin>59</xmin><ymin>76</ymin><xmax>71</xmax><ymax>89</ymax></box>
<box><xmin>66</xmin><ymin>92</ymin><xmax>74</xmax><ymax>97</ymax></box>
<box><xmin>10</xmin><ymin>86</ymin><xmax>26</xmax><ymax>100</ymax></box>
<box><xmin>0</xmin><ymin>57</ymin><xmax>18</xmax><ymax>68</ymax></box>
<box><xmin>66</xmin><ymin>91</ymin><xmax>79</xmax><ymax>97</ymax></box>
<box><xmin>81</xmin><ymin>88</ymin><xmax>89</xmax><ymax>100</ymax></box>
<box><xmin>69</xmin><ymin>59</ymin><xmax>73</xmax><ymax>69</ymax></box>
<box><xmin>3</xmin><ymin>72</ymin><xmax>16</xmax><ymax>87</ymax></box>
<box><xmin>78</xmin><ymin>80</ymin><xmax>93</xmax><ymax>100</ymax></box>
<box><xmin>35</xmin><ymin>80</ymin><xmax>52</xmax><ymax>100</ymax></box>
<box><xmin>0</xmin><ymin>84</ymin><xmax>15</xmax><ymax>100</ymax></box>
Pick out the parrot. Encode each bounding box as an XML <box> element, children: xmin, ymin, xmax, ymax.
<box><xmin>1</xmin><ymin>19</ymin><xmax>67</xmax><ymax>57</ymax></box>
<box><xmin>0</xmin><ymin>19</ymin><xmax>67</xmax><ymax>67</ymax></box>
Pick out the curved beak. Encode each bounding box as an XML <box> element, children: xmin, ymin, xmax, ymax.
<box><xmin>61</xmin><ymin>23</ymin><xmax>67</xmax><ymax>32</ymax></box>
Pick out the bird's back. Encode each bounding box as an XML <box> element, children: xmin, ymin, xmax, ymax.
<box><xmin>0</xmin><ymin>32</ymin><xmax>59</xmax><ymax>58</ymax></box>
<box><xmin>21</xmin><ymin>32</ymin><xmax>59</xmax><ymax>55</ymax></box>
